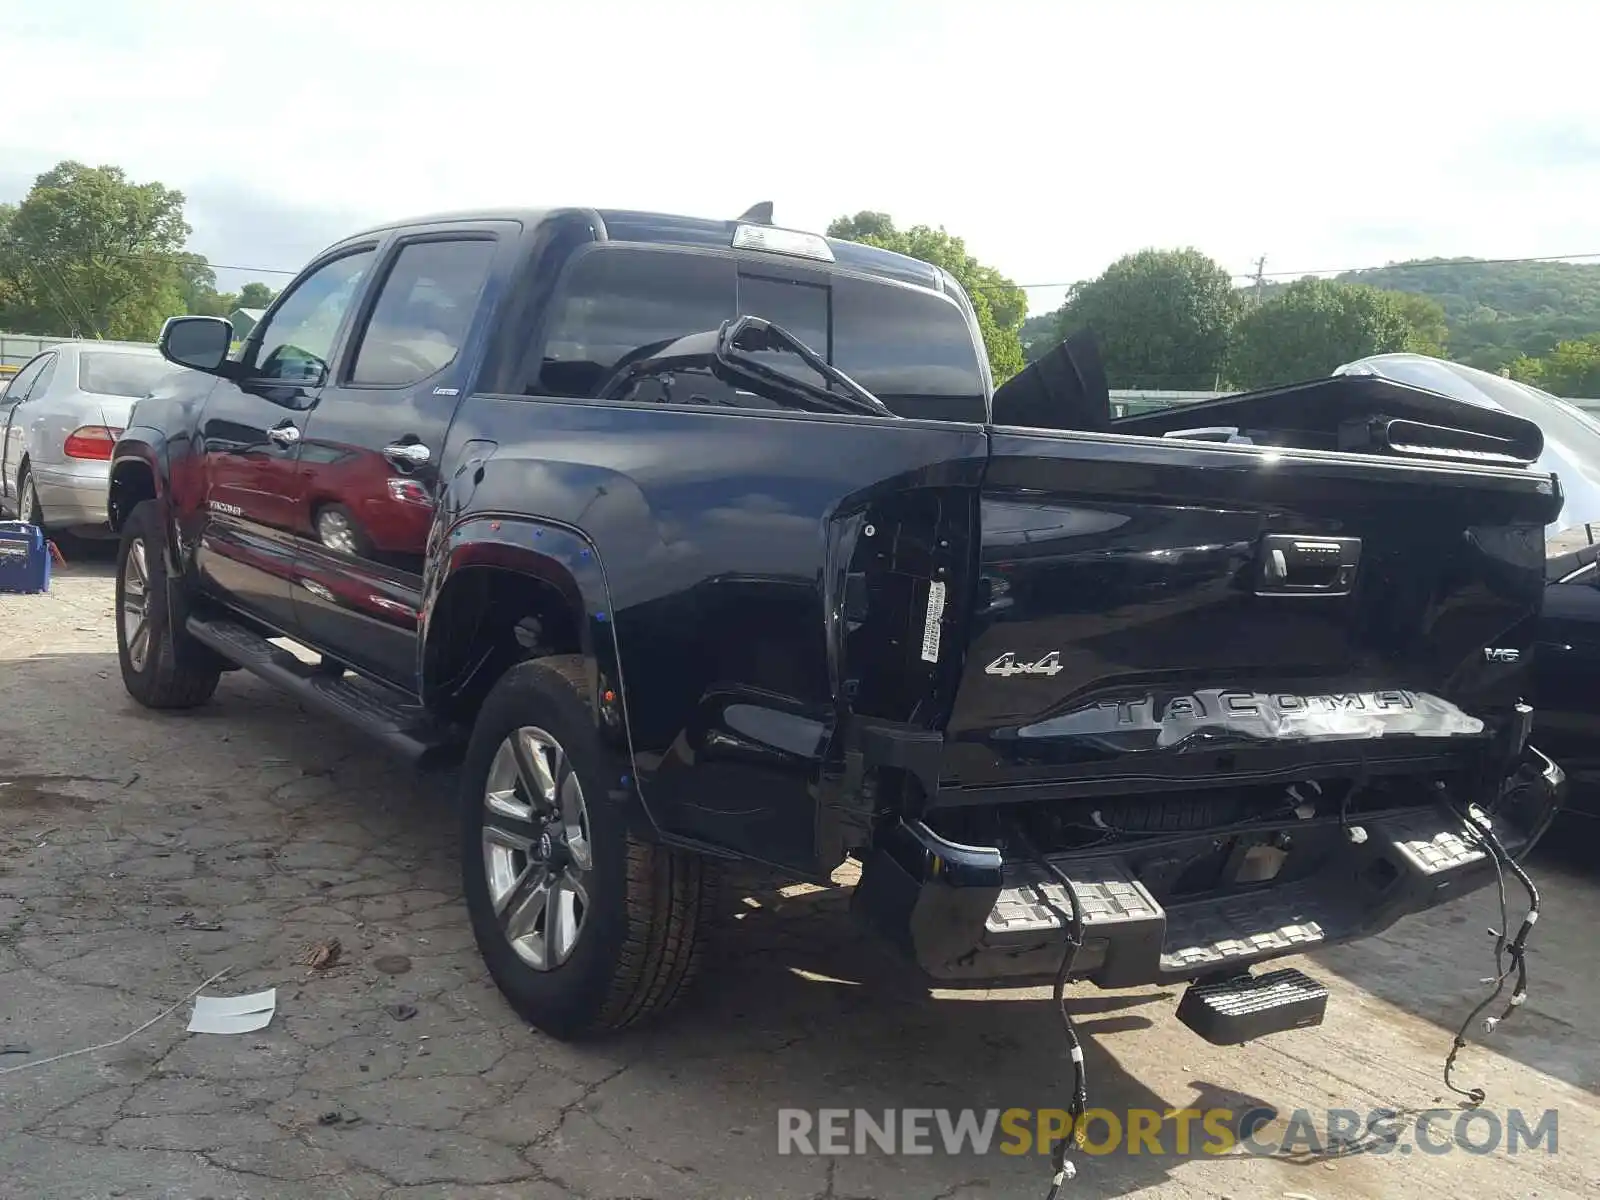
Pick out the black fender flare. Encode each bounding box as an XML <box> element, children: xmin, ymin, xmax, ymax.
<box><xmin>420</xmin><ymin>514</ymin><xmax>653</xmax><ymax>826</ymax></box>
<box><xmin>108</xmin><ymin>429</ymin><xmax>170</xmax><ymax>522</ymax></box>
<box><xmin>108</xmin><ymin>430</ymin><xmax>182</xmax><ymax>580</ymax></box>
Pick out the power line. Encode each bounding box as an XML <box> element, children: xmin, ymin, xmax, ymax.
<box><xmin>38</xmin><ymin>244</ymin><xmax>1600</xmax><ymax>291</ymax></box>
<box><xmin>0</xmin><ymin>236</ymin><xmax>300</xmax><ymax>278</ymax></box>
<box><xmin>93</xmin><ymin>249</ymin><xmax>299</xmax><ymax>277</ymax></box>
<box><xmin>1247</xmin><ymin>250</ymin><xmax>1600</xmax><ymax>280</ymax></box>
<box><xmin>970</xmin><ymin>250</ymin><xmax>1600</xmax><ymax>292</ymax></box>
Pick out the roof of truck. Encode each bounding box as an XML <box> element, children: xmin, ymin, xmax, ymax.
<box><xmin>343</xmin><ymin>207</ymin><xmax>951</xmax><ymax>292</ymax></box>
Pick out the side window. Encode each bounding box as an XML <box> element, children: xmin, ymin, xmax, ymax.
<box><xmin>533</xmin><ymin>248</ymin><xmax>734</xmax><ymax>398</ymax></box>
<box><xmin>350</xmin><ymin>239</ymin><xmax>496</xmax><ymax>387</ymax></box>
<box><xmin>5</xmin><ymin>353</ymin><xmax>51</xmax><ymax>402</ymax></box>
<box><xmin>250</xmin><ymin>250</ymin><xmax>375</xmax><ymax>383</ymax></box>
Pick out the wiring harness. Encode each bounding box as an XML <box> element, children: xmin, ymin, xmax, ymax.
<box><xmin>1440</xmin><ymin>799</ymin><xmax>1541</xmax><ymax>1106</ymax></box>
<box><xmin>1011</xmin><ymin>826</ymin><xmax>1089</xmax><ymax>1198</ymax></box>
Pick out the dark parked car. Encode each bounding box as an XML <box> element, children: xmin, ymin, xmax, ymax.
<box><xmin>107</xmin><ymin>207</ymin><xmax>1562</xmax><ymax>1052</ymax></box>
<box><xmin>1336</xmin><ymin>353</ymin><xmax>1600</xmax><ymax>817</ymax></box>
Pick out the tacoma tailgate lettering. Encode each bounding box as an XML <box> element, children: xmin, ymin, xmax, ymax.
<box><xmin>1015</xmin><ymin>688</ymin><xmax>1482</xmax><ymax>749</ymax></box>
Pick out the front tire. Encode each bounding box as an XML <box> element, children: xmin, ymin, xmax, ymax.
<box><xmin>461</xmin><ymin>656</ymin><xmax>718</xmax><ymax>1038</ymax></box>
<box><xmin>115</xmin><ymin>500</ymin><xmax>222</xmax><ymax>709</ymax></box>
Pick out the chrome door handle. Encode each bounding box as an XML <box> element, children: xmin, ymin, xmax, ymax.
<box><xmin>266</xmin><ymin>424</ymin><xmax>301</xmax><ymax>446</ymax></box>
<box><xmin>383</xmin><ymin>442</ymin><xmax>430</xmax><ymax>467</ymax></box>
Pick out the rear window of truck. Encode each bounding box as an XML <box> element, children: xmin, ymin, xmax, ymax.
<box><xmin>532</xmin><ymin>246</ymin><xmax>987</xmax><ymax>421</ymax></box>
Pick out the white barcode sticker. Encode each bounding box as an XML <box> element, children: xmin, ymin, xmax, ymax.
<box><xmin>920</xmin><ymin>579</ymin><xmax>946</xmax><ymax>663</ymax></box>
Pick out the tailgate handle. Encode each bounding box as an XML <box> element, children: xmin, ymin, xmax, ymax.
<box><xmin>1256</xmin><ymin>535</ymin><xmax>1361</xmax><ymax>595</ymax></box>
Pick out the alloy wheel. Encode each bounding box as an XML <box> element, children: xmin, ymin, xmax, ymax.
<box><xmin>122</xmin><ymin>537</ymin><xmax>152</xmax><ymax>672</ymax></box>
<box><xmin>481</xmin><ymin>725</ymin><xmax>594</xmax><ymax>970</ymax></box>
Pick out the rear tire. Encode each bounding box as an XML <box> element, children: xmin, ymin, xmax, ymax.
<box><xmin>461</xmin><ymin>656</ymin><xmax>718</xmax><ymax>1038</ymax></box>
<box><xmin>115</xmin><ymin>500</ymin><xmax>222</xmax><ymax>709</ymax></box>
<box><xmin>16</xmin><ymin>462</ymin><xmax>43</xmax><ymax>528</ymax></box>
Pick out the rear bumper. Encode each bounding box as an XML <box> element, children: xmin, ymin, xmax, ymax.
<box><xmin>852</xmin><ymin>748</ymin><xmax>1565</xmax><ymax>986</ymax></box>
<box><xmin>31</xmin><ymin>460</ymin><xmax>111</xmax><ymax>530</ymax></box>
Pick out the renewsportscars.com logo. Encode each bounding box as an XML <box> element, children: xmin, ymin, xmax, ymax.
<box><xmin>776</xmin><ymin>1107</ymin><xmax>1560</xmax><ymax>1158</ymax></box>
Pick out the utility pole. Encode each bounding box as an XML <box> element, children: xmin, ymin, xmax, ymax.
<box><xmin>1251</xmin><ymin>255</ymin><xmax>1267</xmax><ymax>306</ymax></box>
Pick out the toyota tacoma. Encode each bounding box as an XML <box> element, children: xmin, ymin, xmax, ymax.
<box><xmin>108</xmin><ymin>205</ymin><xmax>1564</xmax><ymax>1051</ymax></box>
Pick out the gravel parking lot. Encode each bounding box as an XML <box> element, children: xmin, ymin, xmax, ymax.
<box><xmin>3</xmin><ymin>556</ymin><xmax>1599</xmax><ymax>1199</ymax></box>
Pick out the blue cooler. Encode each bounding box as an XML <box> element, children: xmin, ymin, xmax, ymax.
<box><xmin>0</xmin><ymin>521</ymin><xmax>50</xmax><ymax>594</ymax></box>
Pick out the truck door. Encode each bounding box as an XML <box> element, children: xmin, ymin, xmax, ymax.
<box><xmin>290</xmin><ymin>229</ymin><xmax>502</xmax><ymax>688</ymax></box>
<box><xmin>194</xmin><ymin>247</ymin><xmax>377</xmax><ymax>634</ymax></box>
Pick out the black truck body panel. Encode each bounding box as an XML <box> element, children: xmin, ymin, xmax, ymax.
<box><xmin>431</xmin><ymin>397</ymin><xmax>988</xmax><ymax>871</ymax></box>
<box><xmin>115</xmin><ymin>204</ymin><xmax>1567</xmax><ymax>996</ymax></box>
<box><xmin>946</xmin><ymin>426</ymin><xmax>1557</xmax><ymax>800</ymax></box>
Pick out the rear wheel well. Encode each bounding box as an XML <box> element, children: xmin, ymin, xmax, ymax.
<box><xmin>109</xmin><ymin>459</ymin><xmax>157</xmax><ymax>532</ymax></box>
<box><xmin>425</xmin><ymin>566</ymin><xmax>584</xmax><ymax>723</ymax></box>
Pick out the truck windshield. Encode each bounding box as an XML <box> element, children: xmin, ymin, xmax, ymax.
<box><xmin>532</xmin><ymin>245</ymin><xmax>987</xmax><ymax>422</ymax></box>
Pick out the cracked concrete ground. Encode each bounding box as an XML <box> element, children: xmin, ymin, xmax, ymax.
<box><xmin>3</xmin><ymin>556</ymin><xmax>1599</xmax><ymax>1199</ymax></box>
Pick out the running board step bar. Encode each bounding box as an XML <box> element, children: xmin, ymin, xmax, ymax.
<box><xmin>186</xmin><ymin>615</ymin><xmax>459</xmax><ymax>767</ymax></box>
<box><xmin>1175</xmin><ymin>967</ymin><xmax>1329</xmax><ymax>1045</ymax></box>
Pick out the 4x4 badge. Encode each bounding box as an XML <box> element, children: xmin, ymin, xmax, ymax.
<box><xmin>986</xmin><ymin>651</ymin><xmax>1063</xmax><ymax>678</ymax></box>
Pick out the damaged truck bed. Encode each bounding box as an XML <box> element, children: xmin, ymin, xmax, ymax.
<box><xmin>851</xmin><ymin>343</ymin><xmax>1565</xmax><ymax>1013</ymax></box>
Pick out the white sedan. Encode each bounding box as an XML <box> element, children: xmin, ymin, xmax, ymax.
<box><xmin>1</xmin><ymin>341</ymin><xmax>173</xmax><ymax>535</ymax></box>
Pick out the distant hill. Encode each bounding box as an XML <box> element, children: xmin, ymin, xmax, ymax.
<box><xmin>1246</xmin><ymin>259</ymin><xmax>1600</xmax><ymax>370</ymax></box>
<box><xmin>1335</xmin><ymin>258</ymin><xmax>1600</xmax><ymax>371</ymax></box>
<box><xmin>1025</xmin><ymin>257</ymin><xmax>1600</xmax><ymax>374</ymax></box>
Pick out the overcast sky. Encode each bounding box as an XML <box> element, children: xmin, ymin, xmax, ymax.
<box><xmin>3</xmin><ymin>0</ymin><xmax>1597</xmax><ymax>314</ymax></box>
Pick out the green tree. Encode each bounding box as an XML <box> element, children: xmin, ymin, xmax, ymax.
<box><xmin>1049</xmin><ymin>248</ymin><xmax>1240</xmax><ymax>389</ymax></box>
<box><xmin>826</xmin><ymin>212</ymin><xmax>1027</xmax><ymax>382</ymax></box>
<box><xmin>827</xmin><ymin>211</ymin><xmax>896</xmax><ymax>243</ymax></box>
<box><xmin>1019</xmin><ymin>312</ymin><xmax>1061</xmax><ymax>362</ymax></box>
<box><xmin>1230</xmin><ymin>278</ymin><xmax>1415</xmax><ymax>388</ymax></box>
<box><xmin>0</xmin><ymin>161</ymin><xmax>190</xmax><ymax>340</ymax></box>
<box><xmin>1542</xmin><ymin>337</ymin><xmax>1600</xmax><ymax>396</ymax></box>
<box><xmin>1389</xmin><ymin>290</ymin><xmax>1449</xmax><ymax>357</ymax></box>
<box><xmin>236</xmin><ymin>281</ymin><xmax>277</xmax><ymax>311</ymax></box>
<box><xmin>1506</xmin><ymin>354</ymin><xmax>1546</xmax><ymax>387</ymax></box>
<box><xmin>174</xmin><ymin>253</ymin><xmax>240</xmax><ymax>317</ymax></box>
<box><xmin>1509</xmin><ymin>336</ymin><xmax>1600</xmax><ymax>397</ymax></box>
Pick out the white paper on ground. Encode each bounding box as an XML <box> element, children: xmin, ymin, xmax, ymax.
<box><xmin>187</xmin><ymin>989</ymin><xmax>276</xmax><ymax>1034</ymax></box>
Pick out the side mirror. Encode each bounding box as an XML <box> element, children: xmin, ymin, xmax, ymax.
<box><xmin>159</xmin><ymin>315</ymin><xmax>236</xmax><ymax>375</ymax></box>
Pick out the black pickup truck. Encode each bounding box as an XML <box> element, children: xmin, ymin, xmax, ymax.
<box><xmin>110</xmin><ymin>206</ymin><xmax>1564</xmax><ymax>1044</ymax></box>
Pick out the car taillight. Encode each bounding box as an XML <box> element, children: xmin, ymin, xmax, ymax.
<box><xmin>63</xmin><ymin>426</ymin><xmax>122</xmax><ymax>461</ymax></box>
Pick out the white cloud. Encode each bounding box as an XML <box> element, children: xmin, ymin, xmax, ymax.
<box><xmin>3</xmin><ymin>0</ymin><xmax>1598</xmax><ymax>315</ymax></box>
